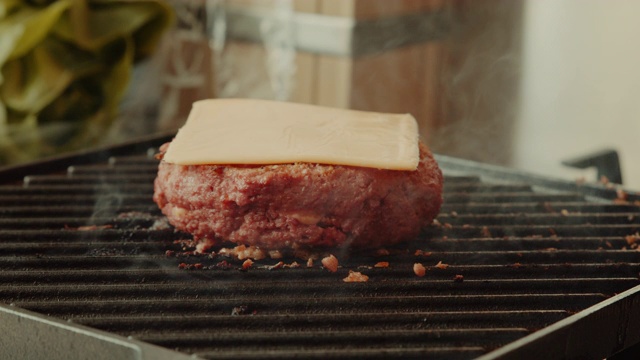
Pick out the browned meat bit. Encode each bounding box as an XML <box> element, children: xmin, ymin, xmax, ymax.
<box><xmin>215</xmin><ymin>260</ymin><xmax>233</xmax><ymax>269</ymax></box>
<box><xmin>322</xmin><ymin>254</ymin><xmax>339</xmax><ymax>273</ymax></box>
<box><xmin>374</xmin><ymin>262</ymin><xmax>389</xmax><ymax>268</ymax></box>
<box><xmin>434</xmin><ymin>261</ymin><xmax>449</xmax><ymax>269</ymax></box>
<box><xmin>268</xmin><ymin>261</ymin><xmax>284</xmax><ymax>271</ymax></box>
<box><xmin>413</xmin><ymin>263</ymin><xmax>426</xmax><ymax>277</ymax></box>
<box><xmin>414</xmin><ymin>250</ymin><xmax>432</xmax><ymax>257</ymax></box>
<box><xmin>453</xmin><ymin>275</ymin><xmax>464</xmax><ymax>283</ymax></box>
<box><xmin>343</xmin><ymin>271</ymin><xmax>369</xmax><ymax>282</ymax></box>
<box><xmin>625</xmin><ymin>233</ymin><xmax>640</xmax><ymax>246</ymax></box>
<box><xmin>306</xmin><ymin>257</ymin><xmax>314</xmax><ymax>268</ymax></box>
<box><xmin>375</xmin><ymin>248</ymin><xmax>390</xmax><ymax>256</ymax></box>
<box><xmin>481</xmin><ymin>226</ymin><xmax>492</xmax><ymax>238</ymax></box>
<box><xmin>218</xmin><ymin>245</ymin><xmax>267</xmax><ymax>261</ymax></box>
<box><xmin>231</xmin><ymin>306</ymin><xmax>250</xmax><ymax>316</ymax></box>
<box><xmin>76</xmin><ymin>224</ymin><xmax>113</xmax><ymax>231</ymax></box>
<box><xmin>155</xmin><ymin>143</ymin><xmax>169</xmax><ymax>160</ymax></box>
<box><xmin>178</xmin><ymin>263</ymin><xmax>203</xmax><ymax>270</ymax></box>
<box><xmin>242</xmin><ymin>259</ymin><xmax>254</xmax><ymax>270</ymax></box>
<box><xmin>165</xmin><ymin>250</ymin><xmax>175</xmax><ymax>257</ymax></box>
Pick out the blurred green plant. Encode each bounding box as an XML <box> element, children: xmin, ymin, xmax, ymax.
<box><xmin>0</xmin><ymin>0</ymin><xmax>173</xmax><ymax>165</ymax></box>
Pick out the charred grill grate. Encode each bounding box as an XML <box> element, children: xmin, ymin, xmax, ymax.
<box><xmin>0</xmin><ymin>136</ymin><xmax>639</xmax><ymax>359</ymax></box>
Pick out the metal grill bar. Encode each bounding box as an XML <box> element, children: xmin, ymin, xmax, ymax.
<box><xmin>0</xmin><ymin>140</ymin><xmax>638</xmax><ymax>360</ymax></box>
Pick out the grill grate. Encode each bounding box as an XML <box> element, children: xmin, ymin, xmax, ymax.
<box><xmin>0</xmin><ymin>138</ymin><xmax>639</xmax><ymax>359</ymax></box>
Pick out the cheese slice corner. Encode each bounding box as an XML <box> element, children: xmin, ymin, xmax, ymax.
<box><xmin>163</xmin><ymin>99</ymin><xmax>420</xmax><ymax>171</ymax></box>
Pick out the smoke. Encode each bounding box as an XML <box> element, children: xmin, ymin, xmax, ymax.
<box><xmin>428</xmin><ymin>0</ymin><xmax>525</xmax><ymax>166</ymax></box>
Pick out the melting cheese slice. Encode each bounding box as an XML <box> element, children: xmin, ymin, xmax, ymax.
<box><xmin>163</xmin><ymin>99</ymin><xmax>419</xmax><ymax>170</ymax></box>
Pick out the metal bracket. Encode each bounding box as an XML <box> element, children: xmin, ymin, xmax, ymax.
<box><xmin>562</xmin><ymin>149</ymin><xmax>623</xmax><ymax>184</ymax></box>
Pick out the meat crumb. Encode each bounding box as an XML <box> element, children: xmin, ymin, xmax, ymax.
<box><xmin>560</xmin><ymin>209</ymin><xmax>569</xmax><ymax>216</ymax></box>
<box><xmin>149</xmin><ymin>218</ymin><xmax>171</xmax><ymax>230</ymax></box>
<box><xmin>306</xmin><ymin>258</ymin><xmax>314</xmax><ymax>268</ymax></box>
<box><xmin>285</xmin><ymin>261</ymin><xmax>301</xmax><ymax>269</ymax></box>
<box><xmin>231</xmin><ymin>306</ymin><xmax>251</xmax><ymax>316</ymax></box>
<box><xmin>481</xmin><ymin>226</ymin><xmax>492</xmax><ymax>238</ymax></box>
<box><xmin>218</xmin><ymin>245</ymin><xmax>267</xmax><ymax>260</ymax></box>
<box><xmin>268</xmin><ymin>250</ymin><xmax>283</xmax><ymax>259</ymax></box>
<box><xmin>434</xmin><ymin>261</ymin><xmax>449</xmax><ymax>269</ymax></box>
<box><xmin>453</xmin><ymin>275</ymin><xmax>464</xmax><ymax>283</ymax></box>
<box><xmin>195</xmin><ymin>239</ymin><xmax>216</xmax><ymax>254</ymax></box>
<box><xmin>76</xmin><ymin>224</ymin><xmax>113</xmax><ymax>231</ymax></box>
<box><xmin>374</xmin><ymin>261</ymin><xmax>389</xmax><ymax>268</ymax></box>
<box><xmin>321</xmin><ymin>254</ymin><xmax>339</xmax><ymax>273</ymax></box>
<box><xmin>215</xmin><ymin>260</ymin><xmax>233</xmax><ymax>270</ymax></box>
<box><xmin>242</xmin><ymin>259</ymin><xmax>254</xmax><ymax>270</ymax></box>
<box><xmin>268</xmin><ymin>261</ymin><xmax>284</xmax><ymax>271</ymax></box>
<box><xmin>375</xmin><ymin>248</ymin><xmax>390</xmax><ymax>256</ymax></box>
<box><xmin>625</xmin><ymin>233</ymin><xmax>640</xmax><ymax>246</ymax></box>
<box><xmin>414</xmin><ymin>250</ymin><xmax>432</xmax><ymax>257</ymax></box>
<box><xmin>343</xmin><ymin>271</ymin><xmax>369</xmax><ymax>282</ymax></box>
<box><xmin>413</xmin><ymin>263</ymin><xmax>426</xmax><ymax>277</ymax></box>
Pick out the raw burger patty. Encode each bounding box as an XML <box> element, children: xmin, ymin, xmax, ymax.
<box><xmin>153</xmin><ymin>143</ymin><xmax>443</xmax><ymax>249</ymax></box>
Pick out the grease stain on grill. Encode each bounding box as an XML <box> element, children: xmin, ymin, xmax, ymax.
<box><xmin>0</xmin><ymin>149</ymin><xmax>639</xmax><ymax>360</ymax></box>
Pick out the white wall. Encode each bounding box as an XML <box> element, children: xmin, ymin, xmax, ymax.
<box><xmin>514</xmin><ymin>0</ymin><xmax>640</xmax><ymax>189</ymax></box>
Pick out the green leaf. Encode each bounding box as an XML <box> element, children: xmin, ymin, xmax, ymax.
<box><xmin>0</xmin><ymin>0</ymin><xmax>71</xmax><ymax>61</ymax></box>
<box><xmin>54</xmin><ymin>0</ymin><xmax>173</xmax><ymax>53</ymax></box>
<box><xmin>0</xmin><ymin>0</ymin><xmax>21</xmax><ymax>19</ymax></box>
<box><xmin>0</xmin><ymin>0</ymin><xmax>173</xmax><ymax>165</ymax></box>
<box><xmin>1</xmin><ymin>38</ymin><xmax>101</xmax><ymax>113</ymax></box>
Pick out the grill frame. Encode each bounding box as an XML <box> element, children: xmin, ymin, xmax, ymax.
<box><xmin>0</xmin><ymin>132</ymin><xmax>638</xmax><ymax>359</ymax></box>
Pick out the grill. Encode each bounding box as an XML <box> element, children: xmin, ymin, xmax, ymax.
<box><xmin>0</xmin><ymin>133</ymin><xmax>639</xmax><ymax>360</ymax></box>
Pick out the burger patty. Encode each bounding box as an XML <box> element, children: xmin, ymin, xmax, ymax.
<box><xmin>153</xmin><ymin>143</ymin><xmax>443</xmax><ymax>250</ymax></box>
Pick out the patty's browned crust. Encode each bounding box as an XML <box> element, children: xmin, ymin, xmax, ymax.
<box><xmin>153</xmin><ymin>143</ymin><xmax>443</xmax><ymax>250</ymax></box>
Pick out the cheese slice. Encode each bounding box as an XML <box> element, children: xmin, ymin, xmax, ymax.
<box><xmin>163</xmin><ymin>99</ymin><xmax>420</xmax><ymax>170</ymax></box>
